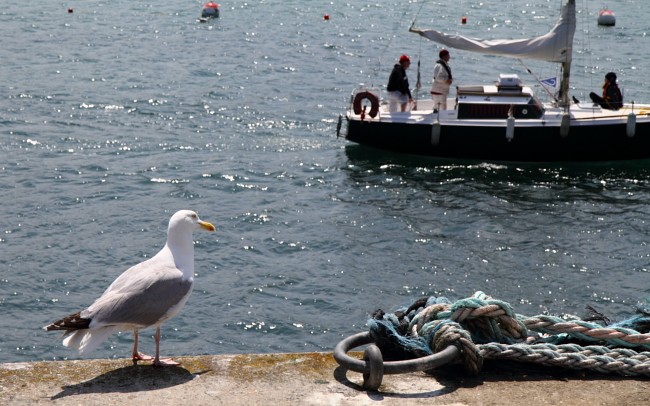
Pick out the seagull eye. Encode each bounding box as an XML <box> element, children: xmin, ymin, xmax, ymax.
<box><xmin>191</xmin><ymin>213</ymin><xmax>197</xmax><ymax>219</ymax></box>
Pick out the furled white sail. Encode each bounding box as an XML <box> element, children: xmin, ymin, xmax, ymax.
<box><xmin>410</xmin><ymin>1</ymin><xmax>575</xmax><ymax>64</ymax></box>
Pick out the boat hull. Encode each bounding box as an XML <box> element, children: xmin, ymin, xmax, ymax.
<box><xmin>346</xmin><ymin>115</ymin><xmax>650</xmax><ymax>162</ymax></box>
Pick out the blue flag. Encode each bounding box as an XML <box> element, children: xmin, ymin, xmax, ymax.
<box><xmin>540</xmin><ymin>77</ymin><xmax>557</xmax><ymax>88</ymax></box>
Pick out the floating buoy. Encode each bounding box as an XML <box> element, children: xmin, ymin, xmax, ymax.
<box><xmin>201</xmin><ymin>2</ymin><xmax>220</xmax><ymax>19</ymax></box>
<box><xmin>597</xmin><ymin>9</ymin><xmax>615</xmax><ymax>26</ymax></box>
<box><xmin>67</xmin><ymin>8</ymin><xmax>73</xmax><ymax>13</ymax></box>
<box><xmin>324</xmin><ymin>14</ymin><xmax>330</xmax><ymax>21</ymax></box>
<box><xmin>461</xmin><ymin>16</ymin><xmax>467</xmax><ymax>25</ymax></box>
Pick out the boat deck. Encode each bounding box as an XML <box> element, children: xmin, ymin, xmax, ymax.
<box><xmin>352</xmin><ymin>97</ymin><xmax>650</xmax><ymax>126</ymax></box>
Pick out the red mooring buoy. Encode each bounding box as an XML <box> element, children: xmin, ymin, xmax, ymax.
<box><xmin>597</xmin><ymin>9</ymin><xmax>616</xmax><ymax>26</ymax></box>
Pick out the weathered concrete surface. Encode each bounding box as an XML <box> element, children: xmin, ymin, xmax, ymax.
<box><xmin>1</xmin><ymin>352</ymin><xmax>648</xmax><ymax>405</ymax></box>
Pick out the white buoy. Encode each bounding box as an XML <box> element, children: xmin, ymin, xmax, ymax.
<box><xmin>505</xmin><ymin>115</ymin><xmax>515</xmax><ymax>141</ymax></box>
<box><xmin>431</xmin><ymin>120</ymin><xmax>441</xmax><ymax>146</ymax></box>
<box><xmin>627</xmin><ymin>112</ymin><xmax>637</xmax><ymax>137</ymax></box>
<box><xmin>598</xmin><ymin>9</ymin><xmax>616</xmax><ymax>26</ymax></box>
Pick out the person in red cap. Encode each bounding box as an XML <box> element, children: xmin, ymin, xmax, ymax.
<box><xmin>386</xmin><ymin>54</ymin><xmax>414</xmax><ymax>112</ymax></box>
<box><xmin>430</xmin><ymin>49</ymin><xmax>453</xmax><ymax>111</ymax></box>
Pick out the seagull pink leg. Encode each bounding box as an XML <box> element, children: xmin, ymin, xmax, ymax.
<box><xmin>132</xmin><ymin>329</ymin><xmax>153</xmax><ymax>364</ymax></box>
<box><xmin>152</xmin><ymin>326</ymin><xmax>179</xmax><ymax>367</ymax></box>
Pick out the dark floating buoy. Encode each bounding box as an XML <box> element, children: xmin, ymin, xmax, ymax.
<box><xmin>461</xmin><ymin>16</ymin><xmax>467</xmax><ymax>24</ymax></box>
<box><xmin>67</xmin><ymin>8</ymin><xmax>73</xmax><ymax>13</ymax></box>
<box><xmin>323</xmin><ymin>14</ymin><xmax>330</xmax><ymax>21</ymax></box>
<box><xmin>597</xmin><ymin>9</ymin><xmax>615</xmax><ymax>26</ymax></box>
<box><xmin>201</xmin><ymin>2</ymin><xmax>220</xmax><ymax>19</ymax></box>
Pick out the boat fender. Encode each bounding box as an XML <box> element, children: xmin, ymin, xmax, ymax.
<box><xmin>627</xmin><ymin>112</ymin><xmax>637</xmax><ymax>137</ymax></box>
<box><xmin>431</xmin><ymin>119</ymin><xmax>441</xmax><ymax>146</ymax></box>
<box><xmin>506</xmin><ymin>116</ymin><xmax>515</xmax><ymax>141</ymax></box>
<box><xmin>353</xmin><ymin>91</ymin><xmax>379</xmax><ymax>118</ymax></box>
<box><xmin>560</xmin><ymin>113</ymin><xmax>570</xmax><ymax>137</ymax></box>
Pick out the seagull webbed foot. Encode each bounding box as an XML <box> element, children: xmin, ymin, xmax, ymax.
<box><xmin>152</xmin><ymin>357</ymin><xmax>180</xmax><ymax>367</ymax></box>
<box><xmin>132</xmin><ymin>352</ymin><xmax>154</xmax><ymax>365</ymax></box>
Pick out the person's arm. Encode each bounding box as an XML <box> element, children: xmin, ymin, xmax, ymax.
<box><xmin>404</xmin><ymin>76</ymin><xmax>413</xmax><ymax>99</ymax></box>
<box><xmin>387</xmin><ymin>68</ymin><xmax>398</xmax><ymax>91</ymax></box>
<box><xmin>433</xmin><ymin>64</ymin><xmax>442</xmax><ymax>83</ymax></box>
<box><xmin>610</xmin><ymin>85</ymin><xmax>623</xmax><ymax>108</ymax></box>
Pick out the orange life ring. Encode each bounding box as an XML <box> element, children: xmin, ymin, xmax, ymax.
<box><xmin>353</xmin><ymin>91</ymin><xmax>379</xmax><ymax>118</ymax></box>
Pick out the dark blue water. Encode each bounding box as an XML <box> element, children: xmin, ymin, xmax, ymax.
<box><xmin>2</xmin><ymin>0</ymin><xmax>649</xmax><ymax>363</ymax></box>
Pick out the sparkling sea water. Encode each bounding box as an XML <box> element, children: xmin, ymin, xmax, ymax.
<box><xmin>2</xmin><ymin>0</ymin><xmax>650</xmax><ymax>363</ymax></box>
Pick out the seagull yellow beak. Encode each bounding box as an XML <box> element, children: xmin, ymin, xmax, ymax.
<box><xmin>199</xmin><ymin>220</ymin><xmax>216</xmax><ymax>232</ymax></box>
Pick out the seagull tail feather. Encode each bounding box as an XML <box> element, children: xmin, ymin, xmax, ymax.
<box><xmin>62</xmin><ymin>326</ymin><xmax>121</xmax><ymax>354</ymax></box>
<box><xmin>43</xmin><ymin>311</ymin><xmax>91</xmax><ymax>331</ymax></box>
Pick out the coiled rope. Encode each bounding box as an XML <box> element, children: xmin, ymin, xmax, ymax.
<box><xmin>367</xmin><ymin>291</ymin><xmax>650</xmax><ymax>377</ymax></box>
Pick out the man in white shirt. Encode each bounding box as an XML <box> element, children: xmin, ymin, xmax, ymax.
<box><xmin>430</xmin><ymin>49</ymin><xmax>452</xmax><ymax>111</ymax></box>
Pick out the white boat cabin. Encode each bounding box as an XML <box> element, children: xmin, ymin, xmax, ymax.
<box><xmin>456</xmin><ymin>74</ymin><xmax>545</xmax><ymax>120</ymax></box>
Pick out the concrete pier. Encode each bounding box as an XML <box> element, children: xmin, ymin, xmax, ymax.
<box><xmin>1</xmin><ymin>352</ymin><xmax>648</xmax><ymax>405</ymax></box>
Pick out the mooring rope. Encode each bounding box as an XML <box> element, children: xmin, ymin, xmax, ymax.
<box><xmin>368</xmin><ymin>291</ymin><xmax>650</xmax><ymax>376</ymax></box>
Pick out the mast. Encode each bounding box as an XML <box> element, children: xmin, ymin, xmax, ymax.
<box><xmin>558</xmin><ymin>0</ymin><xmax>575</xmax><ymax>108</ymax></box>
<box><xmin>559</xmin><ymin>61</ymin><xmax>571</xmax><ymax>108</ymax></box>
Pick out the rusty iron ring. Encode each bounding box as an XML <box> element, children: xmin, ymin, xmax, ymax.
<box><xmin>333</xmin><ymin>331</ymin><xmax>460</xmax><ymax>391</ymax></box>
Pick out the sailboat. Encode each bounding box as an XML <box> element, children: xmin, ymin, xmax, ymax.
<box><xmin>340</xmin><ymin>0</ymin><xmax>650</xmax><ymax>162</ymax></box>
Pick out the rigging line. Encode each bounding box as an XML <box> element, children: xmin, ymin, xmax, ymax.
<box><xmin>373</xmin><ymin>1</ymin><xmax>419</xmax><ymax>87</ymax></box>
<box><xmin>517</xmin><ymin>59</ymin><xmax>558</xmax><ymax>102</ymax></box>
<box><xmin>564</xmin><ymin>0</ymin><xmax>591</xmax><ymax>100</ymax></box>
<box><xmin>410</xmin><ymin>0</ymin><xmax>428</xmax><ymax>29</ymax></box>
<box><xmin>415</xmin><ymin>59</ymin><xmax>422</xmax><ymax>103</ymax></box>
<box><xmin>415</xmin><ymin>34</ymin><xmax>423</xmax><ymax>102</ymax></box>
<box><xmin>582</xmin><ymin>0</ymin><xmax>595</xmax><ymax>97</ymax></box>
<box><xmin>411</xmin><ymin>0</ymin><xmax>427</xmax><ymax>104</ymax></box>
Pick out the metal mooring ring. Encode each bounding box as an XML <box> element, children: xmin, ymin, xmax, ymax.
<box><xmin>333</xmin><ymin>331</ymin><xmax>460</xmax><ymax>391</ymax></box>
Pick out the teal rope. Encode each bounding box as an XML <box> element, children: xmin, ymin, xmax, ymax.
<box><xmin>524</xmin><ymin>314</ymin><xmax>650</xmax><ymax>350</ymax></box>
<box><xmin>368</xmin><ymin>291</ymin><xmax>650</xmax><ymax>376</ymax></box>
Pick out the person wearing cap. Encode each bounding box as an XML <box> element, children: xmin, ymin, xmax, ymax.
<box><xmin>386</xmin><ymin>54</ymin><xmax>414</xmax><ymax>112</ymax></box>
<box><xmin>431</xmin><ymin>49</ymin><xmax>453</xmax><ymax>111</ymax></box>
<box><xmin>589</xmin><ymin>72</ymin><xmax>623</xmax><ymax>110</ymax></box>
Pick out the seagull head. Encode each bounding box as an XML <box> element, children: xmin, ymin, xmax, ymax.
<box><xmin>168</xmin><ymin>210</ymin><xmax>216</xmax><ymax>235</ymax></box>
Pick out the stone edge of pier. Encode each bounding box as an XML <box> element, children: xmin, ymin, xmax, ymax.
<box><xmin>1</xmin><ymin>352</ymin><xmax>648</xmax><ymax>405</ymax></box>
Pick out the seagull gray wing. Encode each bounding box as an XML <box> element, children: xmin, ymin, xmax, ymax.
<box><xmin>83</xmin><ymin>261</ymin><xmax>193</xmax><ymax>328</ymax></box>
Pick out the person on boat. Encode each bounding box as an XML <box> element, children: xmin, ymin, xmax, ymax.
<box><xmin>589</xmin><ymin>72</ymin><xmax>623</xmax><ymax>110</ymax></box>
<box><xmin>386</xmin><ymin>54</ymin><xmax>414</xmax><ymax>112</ymax></box>
<box><xmin>430</xmin><ymin>49</ymin><xmax>453</xmax><ymax>112</ymax></box>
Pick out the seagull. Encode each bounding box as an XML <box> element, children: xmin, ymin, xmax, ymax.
<box><xmin>43</xmin><ymin>210</ymin><xmax>216</xmax><ymax>367</ymax></box>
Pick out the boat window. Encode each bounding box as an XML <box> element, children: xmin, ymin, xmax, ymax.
<box><xmin>457</xmin><ymin>96</ymin><xmax>544</xmax><ymax>120</ymax></box>
<box><xmin>458</xmin><ymin>104</ymin><xmax>510</xmax><ymax>119</ymax></box>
